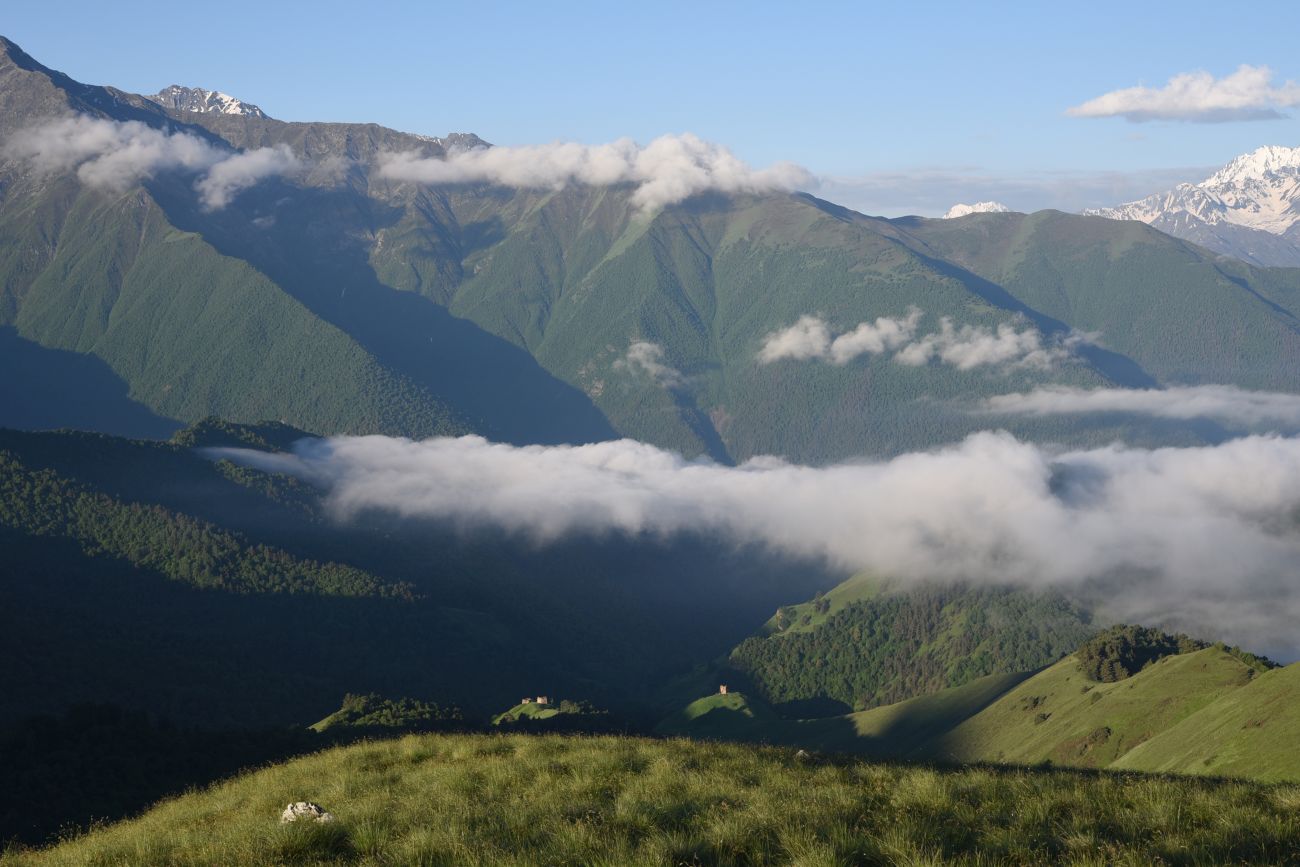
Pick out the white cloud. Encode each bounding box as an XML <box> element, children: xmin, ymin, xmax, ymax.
<box><xmin>4</xmin><ymin>115</ymin><xmax>301</xmax><ymax>210</ymax></box>
<box><xmin>829</xmin><ymin>310</ymin><xmax>924</xmax><ymax>364</ymax></box>
<box><xmin>5</xmin><ymin>115</ymin><xmax>218</xmax><ymax>189</ymax></box>
<box><xmin>759</xmin><ymin>311</ymin><xmax>1078</xmax><ymax>371</ymax></box>
<box><xmin>615</xmin><ymin>341</ymin><xmax>684</xmax><ymax>389</ymax></box>
<box><xmin>895</xmin><ymin>318</ymin><xmax>1082</xmax><ymax>370</ymax></box>
<box><xmin>757</xmin><ymin>315</ymin><xmax>834</xmax><ymax>364</ymax></box>
<box><xmin>195</xmin><ymin>144</ymin><xmax>301</xmax><ymax>210</ymax></box>
<box><xmin>985</xmin><ymin>385</ymin><xmax>1300</xmax><ymax>428</ymax></box>
<box><xmin>213</xmin><ymin>432</ymin><xmax>1300</xmax><ymax>655</ymax></box>
<box><xmin>1067</xmin><ymin>65</ymin><xmax>1300</xmax><ymax>123</ymax></box>
<box><xmin>376</xmin><ymin>133</ymin><xmax>815</xmax><ymax>212</ymax></box>
<box><xmin>758</xmin><ymin>309</ymin><xmax>921</xmax><ymax>365</ymax></box>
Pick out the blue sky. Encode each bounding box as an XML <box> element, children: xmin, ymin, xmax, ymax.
<box><xmin>7</xmin><ymin>0</ymin><xmax>1300</xmax><ymax>215</ymax></box>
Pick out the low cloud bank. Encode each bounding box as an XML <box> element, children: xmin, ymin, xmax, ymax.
<box><xmin>377</xmin><ymin>133</ymin><xmax>814</xmax><ymax>211</ymax></box>
<box><xmin>215</xmin><ymin>431</ymin><xmax>1300</xmax><ymax>654</ymax></box>
<box><xmin>5</xmin><ymin>116</ymin><xmax>302</xmax><ymax>210</ymax></box>
<box><xmin>759</xmin><ymin>311</ymin><xmax>1081</xmax><ymax>370</ymax></box>
<box><xmin>985</xmin><ymin>385</ymin><xmax>1300</xmax><ymax>428</ymax></box>
<box><xmin>1067</xmin><ymin>65</ymin><xmax>1300</xmax><ymax>123</ymax></box>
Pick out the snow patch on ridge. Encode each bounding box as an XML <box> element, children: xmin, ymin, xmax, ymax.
<box><xmin>148</xmin><ymin>85</ymin><xmax>268</xmax><ymax>119</ymax></box>
<box><xmin>943</xmin><ymin>201</ymin><xmax>1011</xmax><ymax>218</ymax></box>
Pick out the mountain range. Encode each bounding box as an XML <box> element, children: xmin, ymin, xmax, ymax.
<box><xmin>1086</xmin><ymin>145</ymin><xmax>1300</xmax><ymax>267</ymax></box>
<box><xmin>5</xmin><ymin>32</ymin><xmax>1300</xmax><ymax>852</ymax></box>
<box><xmin>3</xmin><ymin>35</ymin><xmax>1300</xmax><ymax>465</ymax></box>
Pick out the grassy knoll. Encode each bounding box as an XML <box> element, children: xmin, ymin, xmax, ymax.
<box><xmin>491</xmin><ymin>703</ymin><xmax>562</xmax><ymax>725</ymax></box>
<box><xmin>5</xmin><ymin>733</ymin><xmax>1300</xmax><ymax>866</ymax></box>
<box><xmin>655</xmin><ymin>692</ymin><xmax>779</xmax><ymax>740</ymax></box>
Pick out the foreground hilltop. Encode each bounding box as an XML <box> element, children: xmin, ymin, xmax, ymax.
<box><xmin>4</xmin><ymin>733</ymin><xmax>1298</xmax><ymax>866</ymax></box>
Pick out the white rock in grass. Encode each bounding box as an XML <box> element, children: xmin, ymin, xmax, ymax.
<box><xmin>281</xmin><ymin>801</ymin><xmax>335</xmax><ymax>823</ymax></box>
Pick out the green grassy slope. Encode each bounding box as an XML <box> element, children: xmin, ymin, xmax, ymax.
<box><xmin>659</xmin><ymin>673</ymin><xmax>1035</xmax><ymax>759</ymax></box>
<box><xmin>1114</xmin><ymin>662</ymin><xmax>1300</xmax><ymax>782</ymax></box>
<box><xmin>661</xmin><ymin>645</ymin><xmax>1300</xmax><ymax>784</ymax></box>
<box><xmin>310</xmin><ymin>694</ymin><xmax>458</xmax><ymax>734</ymax></box>
<box><xmin>936</xmin><ymin>647</ymin><xmax>1260</xmax><ymax>768</ymax></box>
<box><xmin>842</xmin><ymin>671</ymin><xmax>1036</xmax><ymax>757</ymax></box>
<box><xmin>8</xmin><ymin>733</ymin><xmax>1300</xmax><ymax>866</ymax></box>
<box><xmin>756</xmin><ymin>572</ymin><xmax>888</xmax><ymax>636</ymax></box>
<box><xmin>0</xmin><ymin>182</ymin><xmax>468</xmax><ymax>439</ymax></box>
<box><xmin>654</xmin><ymin>692</ymin><xmax>778</xmax><ymax>740</ymax></box>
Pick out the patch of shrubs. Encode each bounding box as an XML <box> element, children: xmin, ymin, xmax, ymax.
<box><xmin>1076</xmin><ymin>626</ymin><xmax>1205</xmax><ymax>682</ymax></box>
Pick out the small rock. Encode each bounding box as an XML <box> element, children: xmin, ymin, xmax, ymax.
<box><xmin>794</xmin><ymin>749</ymin><xmax>811</xmax><ymax>762</ymax></box>
<box><xmin>281</xmin><ymin>801</ymin><xmax>335</xmax><ymax>823</ymax></box>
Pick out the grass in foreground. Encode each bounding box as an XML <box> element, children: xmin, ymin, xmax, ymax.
<box><xmin>5</xmin><ymin>733</ymin><xmax>1300</xmax><ymax>866</ymax></box>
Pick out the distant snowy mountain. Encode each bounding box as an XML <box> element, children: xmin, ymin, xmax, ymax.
<box><xmin>147</xmin><ymin>85</ymin><xmax>268</xmax><ymax>118</ymax></box>
<box><xmin>1086</xmin><ymin>146</ymin><xmax>1300</xmax><ymax>267</ymax></box>
<box><xmin>943</xmin><ymin>201</ymin><xmax>1011</xmax><ymax>219</ymax></box>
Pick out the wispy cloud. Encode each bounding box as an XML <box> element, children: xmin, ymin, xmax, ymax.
<box><xmin>985</xmin><ymin>385</ymin><xmax>1300</xmax><ymax>428</ymax></box>
<box><xmin>758</xmin><ymin>311</ymin><xmax>1081</xmax><ymax>371</ymax></box>
<box><xmin>758</xmin><ymin>310</ymin><xmax>921</xmax><ymax>365</ymax></box>
<box><xmin>4</xmin><ymin>115</ymin><xmax>302</xmax><ymax>210</ymax></box>
<box><xmin>377</xmin><ymin>133</ymin><xmax>814</xmax><ymax>212</ymax></box>
<box><xmin>615</xmin><ymin>341</ymin><xmax>685</xmax><ymax>389</ymax></box>
<box><xmin>215</xmin><ymin>431</ymin><xmax>1300</xmax><ymax>655</ymax></box>
<box><xmin>1067</xmin><ymin>65</ymin><xmax>1300</xmax><ymax>123</ymax></box>
<box><xmin>195</xmin><ymin>144</ymin><xmax>301</xmax><ymax>210</ymax></box>
<box><xmin>895</xmin><ymin>318</ymin><xmax>1086</xmax><ymax>371</ymax></box>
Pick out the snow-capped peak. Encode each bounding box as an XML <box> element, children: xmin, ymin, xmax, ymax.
<box><xmin>943</xmin><ymin>201</ymin><xmax>1011</xmax><ymax>219</ymax></box>
<box><xmin>1203</xmin><ymin>145</ymin><xmax>1300</xmax><ymax>188</ymax></box>
<box><xmin>147</xmin><ymin>85</ymin><xmax>268</xmax><ymax>119</ymax></box>
<box><xmin>1088</xmin><ymin>145</ymin><xmax>1300</xmax><ymax>237</ymax></box>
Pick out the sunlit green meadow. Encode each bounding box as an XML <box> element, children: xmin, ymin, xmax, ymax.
<box><xmin>6</xmin><ymin>733</ymin><xmax>1299</xmax><ymax>866</ymax></box>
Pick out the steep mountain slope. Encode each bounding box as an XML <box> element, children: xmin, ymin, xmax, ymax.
<box><xmin>901</xmin><ymin>208</ymin><xmax>1300</xmax><ymax>390</ymax></box>
<box><xmin>6</xmin><ymin>35</ymin><xmax>1300</xmax><ymax>461</ymax></box>
<box><xmin>1087</xmin><ymin>146</ymin><xmax>1300</xmax><ymax>267</ymax></box>
<box><xmin>0</xmin><ymin>36</ymin><xmax>608</xmax><ymax>446</ymax></box>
